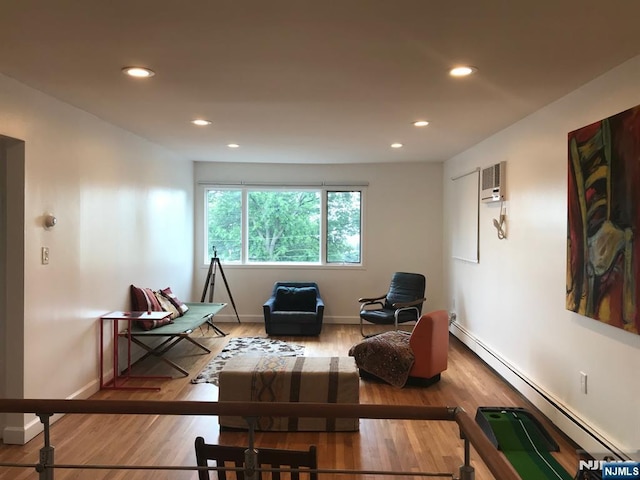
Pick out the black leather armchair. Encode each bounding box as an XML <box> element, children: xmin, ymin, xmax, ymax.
<box><xmin>358</xmin><ymin>272</ymin><xmax>426</xmax><ymax>337</ymax></box>
<box><xmin>263</xmin><ymin>282</ymin><xmax>324</xmax><ymax>336</ymax></box>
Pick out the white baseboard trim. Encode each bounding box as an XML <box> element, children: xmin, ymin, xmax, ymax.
<box><xmin>323</xmin><ymin>316</ymin><xmax>359</xmax><ymax>325</ymax></box>
<box><xmin>450</xmin><ymin>321</ymin><xmax>634</xmax><ymax>461</ymax></box>
<box><xmin>211</xmin><ymin>314</ymin><xmax>360</xmax><ymax>325</ymax></box>
<box><xmin>2</xmin><ymin>379</ymin><xmax>100</xmax><ymax>445</ymax></box>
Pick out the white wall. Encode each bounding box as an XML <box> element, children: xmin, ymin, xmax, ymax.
<box><xmin>194</xmin><ymin>161</ymin><xmax>444</xmax><ymax>324</ymax></box>
<box><xmin>444</xmin><ymin>56</ymin><xmax>640</xmax><ymax>458</ymax></box>
<box><xmin>0</xmin><ymin>73</ymin><xmax>194</xmax><ymax>443</ymax></box>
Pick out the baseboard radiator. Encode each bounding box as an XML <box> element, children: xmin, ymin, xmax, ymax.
<box><xmin>450</xmin><ymin>321</ymin><xmax>633</xmax><ymax>462</ymax></box>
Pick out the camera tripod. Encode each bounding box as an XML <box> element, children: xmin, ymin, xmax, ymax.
<box><xmin>200</xmin><ymin>248</ymin><xmax>241</xmax><ymax>336</ymax></box>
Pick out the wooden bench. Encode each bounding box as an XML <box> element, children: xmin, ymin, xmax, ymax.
<box><xmin>121</xmin><ymin>302</ymin><xmax>226</xmax><ymax>376</ymax></box>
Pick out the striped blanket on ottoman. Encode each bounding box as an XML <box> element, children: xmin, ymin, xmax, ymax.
<box><xmin>218</xmin><ymin>356</ymin><xmax>359</xmax><ymax>431</ymax></box>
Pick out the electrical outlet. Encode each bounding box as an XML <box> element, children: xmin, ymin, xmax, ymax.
<box><xmin>580</xmin><ymin>371</ymin><xmax>588</xmax><ymax>394</ymax></box>
<box><xmin>41</xmin><ymin>247</ymin><xmax>49</xmax><ymax>265</ymax></box>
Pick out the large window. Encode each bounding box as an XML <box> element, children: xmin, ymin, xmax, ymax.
<box><xmin>205</xmin><ymin>187</ymin><xmax>362</xmax><ymax>265</ymax></box>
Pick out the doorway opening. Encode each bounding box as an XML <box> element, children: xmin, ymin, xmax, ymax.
<box><xmin>0</xmin><ymin>134</ymin><xmax>26</xmax><ymax>441</ymax></box>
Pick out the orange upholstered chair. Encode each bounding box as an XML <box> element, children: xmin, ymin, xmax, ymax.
<box><xmin>408</xmin><ymin>310</ymin><xmax>449</xmax><ymax>381</ymax></box>
<box><xmin>348</xmin><ymin>309</ymin><xmax>449</xmax><ymax>387</ymax></box>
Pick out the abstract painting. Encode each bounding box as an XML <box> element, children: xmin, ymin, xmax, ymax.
<box><xmin>567</xmin><ymin>104</ymin><xmax>640</xmax><ymax>334</ymax></box>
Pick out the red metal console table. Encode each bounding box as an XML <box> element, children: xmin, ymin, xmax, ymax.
<box><xmin>100</xmin><ymin>311</ymin><xmax>172</xmax><ymax>391</ymax></box>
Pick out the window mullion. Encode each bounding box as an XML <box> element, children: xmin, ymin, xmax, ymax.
<box><xmin>321</xmin><ymin>189</ymin><xmax>327</xmax><ymax>265</ymax></box>
<box><xmin>242</xmin><ymin>189</ymin><xmax>248</xmax><ymax>264</ymax></box>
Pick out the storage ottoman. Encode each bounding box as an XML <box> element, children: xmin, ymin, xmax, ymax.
<box><xmin>218</xmin><ymin>356</ymin><xmax>359</xmax><ymax>431</ymax></box>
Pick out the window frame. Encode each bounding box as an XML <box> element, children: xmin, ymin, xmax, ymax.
<box><xmin>201</xmin><ymin>184</ymin><xmax>365</xmax><ymax>268</ymax></box>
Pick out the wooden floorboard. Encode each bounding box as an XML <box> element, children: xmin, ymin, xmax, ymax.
<box><xmin>0</xmin><ymin>323</ymin><xmax>580</xmax><ymax>479</ymax></box>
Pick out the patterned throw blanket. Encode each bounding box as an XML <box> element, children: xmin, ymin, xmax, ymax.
<box><xmin>249</xmin><ymin>356</ymin><xmax>345</xmax><ymax>431</ymax></box>
<box><xmin>348</xmin><ymin>331</ymin><xmax>415</xmax><ymax>387</ymax></box>
<box><xmin>218</xmin><ymin>355</ymin><xmax>360</xmax><ymax>431</ymax></box>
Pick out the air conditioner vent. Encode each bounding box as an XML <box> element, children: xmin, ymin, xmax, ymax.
<box><xmin>481</xmin><ymin>161</ymin><xmax>506</xmax><ymax>203</ymax></box>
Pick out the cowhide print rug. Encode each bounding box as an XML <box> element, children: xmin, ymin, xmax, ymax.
<box><xmin>191</xmin><ymin>336</ymin><xmax>305</xmax><ymax>386</ymax></box>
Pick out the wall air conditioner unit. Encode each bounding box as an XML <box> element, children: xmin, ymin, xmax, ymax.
<box><xmin>481</xmin><ymin>161</ymin><xmax>506</xmax><ymax>203</ymax></box>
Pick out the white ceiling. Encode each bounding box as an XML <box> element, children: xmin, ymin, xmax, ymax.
<box><xmin>1</xmin><ymin>1</ymin><xmax>639</xmax><ymax>164</ymax></box>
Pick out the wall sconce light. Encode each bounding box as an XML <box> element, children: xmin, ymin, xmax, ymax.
<box><xmin>44</xmin><ymin>213</ymin><xmax>57</xmax><ymax>229</ymax></box>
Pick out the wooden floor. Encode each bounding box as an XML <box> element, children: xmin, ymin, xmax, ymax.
<box><xmin>0</xmin><ymin>323</ymin><xmax>580</xmax><ymax>479</ymax></box>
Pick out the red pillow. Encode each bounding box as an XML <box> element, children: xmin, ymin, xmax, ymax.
<box><xmin>130</xmin><ymin>285</ymin><xmax>172</xmax><ymax>330</ymax></box>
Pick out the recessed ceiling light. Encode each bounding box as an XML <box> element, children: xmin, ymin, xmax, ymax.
<box><xmin>449</xmin><ymin>66</ymin><xmax>477</xmax><ymax>77</ymax></box>
<box><xmin>191</xmin><ymin>119</ymin><xmax>212</xmax><ymax>126</ymax></box>
<box><xmin>413</xmin><ymin>120</ymin><xmax>429</xmax><ymax>127</ymax></box>
<box><xmin>122</xmin><ymin>66</ymin><xmax>155</xmax><ymax>78</ymax></box>
<box><xmin>227</xmin><ymin>143</ymin><xmax>240</xmax><ymax>149</ymax></box>
<box><xmin>391</xmin><ymin>143</ymin><xmax>403</xmax><ymax>149</ymax></box>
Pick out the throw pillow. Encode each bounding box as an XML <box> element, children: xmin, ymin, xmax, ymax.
<box><xmin>130</xmin><ymin>285</ymin><xmax>173</xmax><ymax>330</ymax></box>
<box><xmin>273</xmin><ymin>286</ymin><xmax>290</xmax><ymax>310</ymax></box>
<box><xmin>130</xmin><ymin>284</ymin><xmax>163</xmax><ymax>311</ymax></box>
<box><xmin>274</xmin><ymin>286</ymin><xmax>317</xmax><ymax>312</ymax></box>
<box><xmin>154</xmin><ymin>290</ymin><xmax>181</xmax><ymax>319</ymax></box>
<box><xmin>160</xmin><ymin>287</ymin><xmax>190</xmax><ymax>314</ymax></box>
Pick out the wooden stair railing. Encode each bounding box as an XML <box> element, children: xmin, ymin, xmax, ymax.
<box><xmin>0</xmin><ymin>399</ymin><xmax>521</xmax><ymax>480</ymax></box>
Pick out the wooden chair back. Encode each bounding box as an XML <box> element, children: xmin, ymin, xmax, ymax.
<box><xmin>195</xmin><ymin>437</ymin><xmax>318</xmax><ymax>480</ymax></box>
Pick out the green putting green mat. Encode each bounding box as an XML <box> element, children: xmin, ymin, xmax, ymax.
<box><xmin>476</xmin><ymin>407</ymin><xmax>573</xmax><ymax>480</ymax></box>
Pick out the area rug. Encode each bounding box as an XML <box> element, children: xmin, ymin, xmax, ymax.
<box><xmin>191</xmin><ymin>336</ymin><xmax>305</xmax><ymax>386</ymax></box>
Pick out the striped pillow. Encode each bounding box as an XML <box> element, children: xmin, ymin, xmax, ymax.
<box><xmin>154</xmin><ymin>290</ymin><xmax>181</xmax><ymax>319</ymax></box>
<box><xmin>160</xmin><ymin>287</ymin><xmax>190</xmax><ymax>315</ymax></box>
<box><xmin>130</xmin><ymin>285</ymin><xmax>173</xmax><ymax>330</ymax></box>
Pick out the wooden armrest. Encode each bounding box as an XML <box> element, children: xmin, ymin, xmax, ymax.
<box><xmin>392</xmin><ymin>298</ymin><xmax>426</xmax><ymax>309</ymax></box>
<box><xmin>358</xmin><ymin>294</ymin><xmax>387</xmax><ymax>303</ymax></box>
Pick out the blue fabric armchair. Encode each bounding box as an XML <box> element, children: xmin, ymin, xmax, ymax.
<box><xmin>263</xmin><ymin>282</ymin><xmax>324</xmax><ymax>336</ymax></box>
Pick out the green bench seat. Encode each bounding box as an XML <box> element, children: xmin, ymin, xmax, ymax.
<box><xmin>121</xmin><ymin>302</ymin><xmax>226</xmax><ymax>376</ymax></box>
